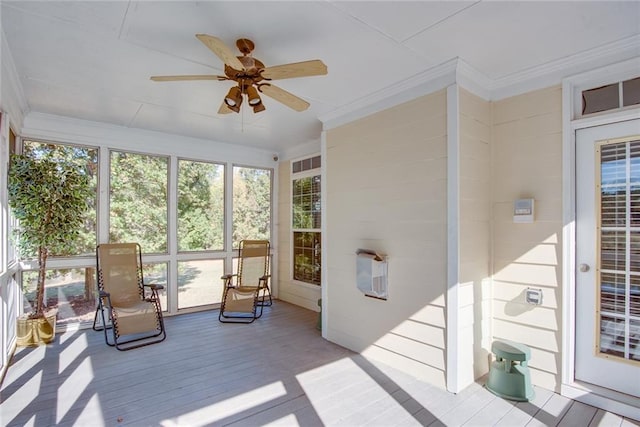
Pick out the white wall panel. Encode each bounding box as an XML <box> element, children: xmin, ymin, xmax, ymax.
<box><xmin>491</xmin><ymin>85</ymin><xmax>563</xmax><ymax>391</ymax></box>
<box><xmin>325</xmin><ymin>89</ymin><xmax>448</xmax><ymax>389</ymax></box>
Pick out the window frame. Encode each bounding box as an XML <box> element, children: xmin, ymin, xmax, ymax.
<box><xmin>571</xmin><ymin>60</ymin><xmax>640</xmax><ymax>120</ymax></box>
<box><xmin>290</xmin><ymin>156</ymin><xmax>322</xmax><ymax>287</ymax></box>
<box><xmin>176</xmin><ymin>157</ymin><xmax>226</xmax><ymax>254</ymax></box>
<box><xmin>6</xmin><ymin>132</ymin><xmax>276</xmax><ymax>323</ymax></box>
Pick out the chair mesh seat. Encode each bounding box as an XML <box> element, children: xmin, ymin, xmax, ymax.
<box><xmin>112</xmin><ymin>301</ymin><xmax>161</xmax><ymax>336</ymax></box>
<box><xmin>93</xmin><ymin>243</ymin><xmax>167</xmax><ymax>350</ymax></box>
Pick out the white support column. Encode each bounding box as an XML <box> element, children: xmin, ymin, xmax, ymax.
<box><xmin>446</xmin><ymin>84</ymin><xmax>461</xmax><ymax>393</ymax></box>
<box><xmin>167</xmin><ymin>156</ymin><xmax>178</xmax><ymax>314</ymax></box>
<box><xmin>271</xmin><ymin>158</ymin><xmax>279</xmax><ymax>299</ymax></box>
<box><xmin>321</xmin><ymin>129</ymin><xmax>328</xmax><ymax>338</ymax></box>
<box><xmin>225</xmin><ymin>162</ymin><xmax>234</xmax><ymax>275</ymax></box>
<box><xmin>98</xmin><ymin>146</ymin><xmax>110</xmax><ymax>245</ymax></box>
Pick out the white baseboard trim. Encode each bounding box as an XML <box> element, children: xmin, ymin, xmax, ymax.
<box><xmin>279</xmin><ymin>292</ymin><xmax>319</xmax><ymax>312</ymax></box>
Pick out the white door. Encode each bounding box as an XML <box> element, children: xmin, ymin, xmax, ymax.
<box><xmin>576</xmin><ymin>119</ymin><xmax>640</xmax><ymax>397</ymax></box>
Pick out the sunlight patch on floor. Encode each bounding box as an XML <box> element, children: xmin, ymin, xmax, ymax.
<box><xmin>159</xmin><ymin>381</ymin><xmax>287</xmax><ymax>427</ymax></box>
<box><xmin>295</xmin><ymin>357</ymin><xmax>413</xmax><ymax>425</ymax></box>
<box><xmin>3</xmin><ymin>346</ymin><xmax>44</xmax><ymax>391</ymax></box>
<box><xmin>2</xmin><ymin>370</ymin><xmax>42</xmax><ymax>412</ymax></box>
<box><xmin>262</xmin><ymin>413</ymin><xmax>300</xmax><ymax>426</ymax></box>
<box><xmin>67</xmin><ymin>393</ymin><xmax>105</xmax><ymax>426</ymax></box>
<box><xmin>56</xmin><ymin>357</ymin><xmax>94</xmax><ymax>423</ymax></box>
<box><xmin>59</xmin><ymin>332</ymin><xmax>88</xmax><ymax>373</ymax></box>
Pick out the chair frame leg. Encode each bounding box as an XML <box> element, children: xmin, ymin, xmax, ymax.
<box><xmin>257</xmin><ymin>285</ymin><xmax>273</xmax><ymax>307</ymax></box>
<box><xmin>93</xmin><ymin>296</ymin><xmax>117</xmax><ymax>348</ymax></box>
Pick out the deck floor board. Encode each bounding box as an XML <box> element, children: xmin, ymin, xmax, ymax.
<box><xmin>1</xmin><ymin>301</ymin><xmax>637</xmax><ymax>426</ymax></box>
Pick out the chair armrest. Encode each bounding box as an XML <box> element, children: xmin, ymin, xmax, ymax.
<box><xmin>222</xmin><ymin>274</ymin><xmax>237</xmax><ymax>287</ymax></box>
<box><xmin>144</xmin><ymin>283</ymin><xmax>165</xmax><ymax>290</ymax></box>
<box><xmin>259</xmin><ymin>275</ymin><xmax>271</xmax><ymax>284</ymax></box>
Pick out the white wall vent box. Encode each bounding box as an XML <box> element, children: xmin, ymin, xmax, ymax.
<box><xmin>514</xmin><ymin>198</ymin><xmax>534</xmax><ymax>223</ymax></box>
<box><xmin>356</xmin><ymin>249</ymin><xmax>388</xmax><ymax>300</ymax></box>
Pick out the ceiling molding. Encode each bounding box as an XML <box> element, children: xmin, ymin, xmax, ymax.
<box><xmin>1</xmin><ymin>28</ymin><xmax>29</xmax><ymax>130</ymax></box>
<box><xmin>320</xmin><ymin>58</ymin><xmax>458</xmax><ymax>130</ymax></box>
<box><xmin>320</xmin><ymin>36</ymin><xmax>640</xmax><ymax>130</ymax></box>
<box><xmin>454</xmin><ymin>58</ymin><xmax>493</xmax><ymax>102</ymax></box>
<box><xmin>281</xmin><ymin>138</ymin><xmax>320</xmax><ymax>162</ymax></box>
<box><xmin>320</xmin><ymin>57</ymin><xmax>494</xmax><ymax>130</ymax></box>
<box><xmin>490</xmin><ymin>34</ymin><xmax>640</xmax><ymax>101</ymax></box>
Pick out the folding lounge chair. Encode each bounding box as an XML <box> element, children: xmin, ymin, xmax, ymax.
<box><xmin>92</xmin><ymin>243</ymin><xmax>166</xmax><ymax>350</ymax></box>
<box><xmin>219</xmin><ymin>240</ymin><xmax>272</xmax><ymax>323</ymax></box>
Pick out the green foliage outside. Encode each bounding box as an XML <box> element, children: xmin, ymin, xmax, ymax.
<box><xmin>177</xmin><ymin>160</ymin><xmax>224</xmax><ymax>251</ymax></box>
<box><xmin>292</xmin><ymin>175</ymin><xmax>321</xmax><ymax>229</ymax></box>
<box><xmin>292</xmin><ymin>174</ymin><xmax>321</xmax><ymax>285</ymax></box>
<box><xmin>18</xmin><ymin>143</ymin><xmax>272</xmax><ymax>258</ymax></box>
<box><xmin>232</xmin><ymin>166</ymin><xmax>272</xmax><ymax>247</ymax></box>
<box><xmin>109</xmin><ymin>152</ymin><xmax>168</xmax><ymax>252</ymax></box>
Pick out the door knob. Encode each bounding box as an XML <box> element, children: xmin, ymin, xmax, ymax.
<box><xmin>579</xmin><ymin>263</ymin><xmax>590</xmax><ymax>272</ymax></box>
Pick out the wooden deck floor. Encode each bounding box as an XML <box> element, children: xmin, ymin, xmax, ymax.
<box><xmin>0</xmin><ymin>301</ymin><xmax>638</xmax><ymax>427</ymax></box>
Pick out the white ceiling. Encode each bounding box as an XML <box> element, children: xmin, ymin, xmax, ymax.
<box><xmin>2</xmin><ymin>1</ymin><xmax>639</xmax><ymax>153</ymax></box>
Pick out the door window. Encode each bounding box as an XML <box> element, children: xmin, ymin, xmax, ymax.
<box><xmin>597</xmin><ymin>139</ymin><xmax>640</xmax><ymax>362</ymax></box>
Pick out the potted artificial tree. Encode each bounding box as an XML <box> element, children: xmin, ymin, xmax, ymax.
<box><xmin>8</xmin><ymin>153</ymin><xmax>91</xmax><ymax>346</ymax></box>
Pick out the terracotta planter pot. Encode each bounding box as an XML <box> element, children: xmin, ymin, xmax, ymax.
<box><xmin>16</xmin><ymin>310</ymin><xmax>57</xmax><ymax>346</ymax></box>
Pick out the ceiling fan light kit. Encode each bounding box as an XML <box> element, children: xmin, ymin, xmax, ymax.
<box><xmin>246</xmin><ymin>85</ymin><xmax>262</xmax><ymax>106</ymax></box>
<box><xmin>252</xmin><ymin>102</ymin><xmax>266</xmax><ymax>114</ymax></box>
<box><xmin>151</xmin><ymin>34</ymin><xmax>328</xmax><ymax>115</ymax></box>
<box><xmin>224</xmin><ymin>86</ymin><xmax>243</xmax><ymax>109</ymax></box>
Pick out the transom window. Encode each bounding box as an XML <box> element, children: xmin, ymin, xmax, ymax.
<box><xmin>582</xmin><ymin>76</ymin><xmax>640</xmax><ymax>116</ymax></box>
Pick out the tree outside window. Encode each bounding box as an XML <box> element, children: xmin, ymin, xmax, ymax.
<box><xmin>109</xmin><ymin>151</ymin><xmax>168</xmax><ymax>253</ymax></box>
<box><xmin>178</xmin><ymin>160</ymin><xmax>224</xmax><ymax>251</ymax></box>
<box><xmin>232</xmin><ymin>166</ymin><xmax>272</xmax><ymax>248</ymax></box>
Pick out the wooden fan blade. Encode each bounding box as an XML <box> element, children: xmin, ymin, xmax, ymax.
<box><xmin>261</xmin><ymin>60</ymin><xmax>327</xmax><ymax>80</ymax></box>
<box><xmin>195</xmin><ymin>34</ymin><xmax>245</xmax><ymax>71</ymax></box>
<box><xmin>150</xmin><ymin>75</ymin><xmax>223</xmax><ymax>82</ymax></box>
<box><xmin>259</xmin><ymin>84</ymin><xmax>310</xmax><ymax>112</ymax></box>
<box><xmin>218</xmin><ymin>101</ymin><xmax>234</xmax><ymax>114</ymax></box>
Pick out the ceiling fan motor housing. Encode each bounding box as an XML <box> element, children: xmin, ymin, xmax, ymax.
<box><xmin>236</xmin><ymin>38</ymin><xmax>255</xmax><ymax>55</ymax></box>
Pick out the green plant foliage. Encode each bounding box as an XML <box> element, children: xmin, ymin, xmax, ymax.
<box><xmin>233</xmin><ymin>167</ymin><xmax>271</xmax><ymax>247</ymax></box>
<box><xmin>109</xmin><ymin>152</ymin><xmax>168</xmax><ymax>252</ymax></box>
<box><xmin>23</xmin><ymin>141</ymin><xmax>98</xmax><ymax>256</ymax></box>
<box><xmin>8</xmin><ymin>154</ymin><xmax>92</xmax><ymax>316</ymax></box>
<box><xmin>177</xmin><ymin>160</ymin><xmax>224</xmax><ymax>251</ymax></box>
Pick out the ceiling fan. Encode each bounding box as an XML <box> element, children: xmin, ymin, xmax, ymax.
<box><xmin>150</xmin><ymin>34</ymin><xmax>328</xmax><ymax>114</ymax></box>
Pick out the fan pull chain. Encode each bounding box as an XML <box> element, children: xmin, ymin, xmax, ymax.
<box><xmin>241</xmin><ymin>97</ymin><xmax>245</xmax><ymax>132</ymax></box>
